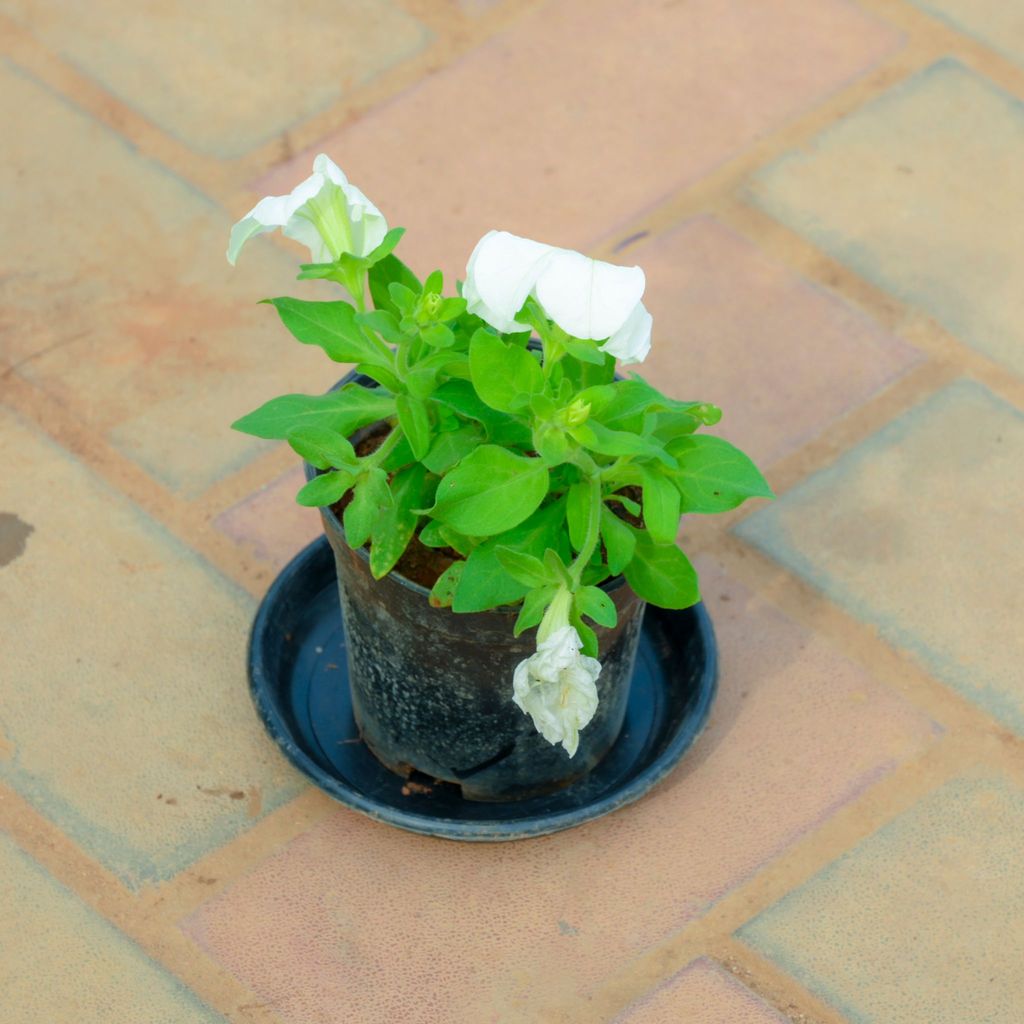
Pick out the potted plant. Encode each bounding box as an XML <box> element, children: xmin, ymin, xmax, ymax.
<box><xmin>229</xmin><ymin>155</ymin><xmax>771</xmax><ymax>804</ymax></box>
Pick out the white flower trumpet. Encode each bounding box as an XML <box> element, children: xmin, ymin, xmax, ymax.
<box><xmin>227</xmin><ymin>154</ymin><xmax>388</xmax><ymax>266</ymax></box>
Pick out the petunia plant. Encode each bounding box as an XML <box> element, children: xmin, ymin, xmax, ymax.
<box><xmin>229</xmin><ymin>155</ymin><xmax>772</xmax><ymax>757</ymax></box>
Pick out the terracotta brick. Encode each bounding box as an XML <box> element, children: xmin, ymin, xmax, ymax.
<box><xmin>0</xmin><ymin>0</ymin><xmax>430</xmax><ymax>159</ymax></box>
<box><xmin>636</xmin><ymin>217</ymin><xmax>919</xmax><ymax>466</ymax></box>
<box><xmin>0</xmin><ymin>61</ymin><xmax>342</xmax><ymax>496</ymax></box>
<box><xmin>457</xmin><ymin>0</ymin><xmax>504</xmax><ymax>13</ymax></box>
<box><xmin>737</xmin><ymin>380</ymin><xmax>1024</xmax><ymax>735</ymax></box>
<box><xmin>182</xmin><ymin>559</ymin><xmax>935</xmax><ymax>1022</ymax></box>
<box><xmin>615</xmin><ymin>957</ymin><xmax>786</xmax><ymax>1024</ymax></box>
<box><xmin>909</xmin><ymin>0</ymin><xmax>1024</xmax><ymax>68</ymax></box>
<box><xmin>748</xmin><ymin>60</ymin><xmax>1024</xmax><ymax>376</ymax></box>
<box><xmin>214</xmin><ymin>466</ymin><xmax>322</xmax><ymax>570</ymax></box>
<box><xmin>0</xmin><ymin>830</ymin><xmax>222</xmax><ymax>1022</ymax></box>
<box><xmin>739</xmin><ymin>773</ymin><xmax>1024</xmax><ymax>1023</ymax></box>
<box><xmin>258</xmin><ymin>0</ymin><xmax>900</xmax><ymax>283</ymax></box>
<box><xmin>0</xmin><ymin>407</ymin><xmax>303</xmax><ymax>889</ymax></box>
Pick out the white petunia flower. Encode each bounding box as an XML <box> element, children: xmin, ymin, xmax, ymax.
<box><xmin>463</xmin><ymin>229</ymin><xmax>652</xmax><ymax>363</ymax></box>
<box><xmin>512</xmin><ymin>625</ymin><xmax>601</xmax><ymax>757</ymax></box>
<box><xmin>463</xmin><ymin>230</ymin><xmax>556</xmax><ymax>333</ymax></box>
<box><xmin>600</xmin><ymin>300</ymin><xmax>653</xmax><ymax>364</ymax></box>
<box><xmin>227</xmin><ymin>154</ymin><xmax>387</xmax><ymax>265</ymax></box>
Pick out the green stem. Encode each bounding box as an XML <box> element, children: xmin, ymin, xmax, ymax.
<box><xmin>349</xmin><ymin>268</ymin><xmax>367</xmax><ymax>312</ymax></box>
<box><xmin>569</xmin><ymin>474</ymin><xmax>603</xmax><ymax>586</ymax></box>
<box><xmin>367</xmin><ymin>421</ymin><xmax>402</xmax><ymax>468</ymax></box>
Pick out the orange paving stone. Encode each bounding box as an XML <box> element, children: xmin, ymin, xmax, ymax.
<box><xmin>0</xmin><ymin>0</ymin><xmax>431</xmax><ymax>159</ymax></box>
<box><xmin>181</xmin><ymin>559</ymin><xmax>936</xmax><ymax>1023</ymax></box>
<box><xmin>0</xmin><ymin>830</ymin><xmax>223</xmax><ymax>1022</ymax></box>
<box><xmin>257</xmin><ymin>0</ymin><xmax>901</xmax><ymax>282</ymax></box>
<box><xmin>213</xmin><ymin>466</ymin><xmax>321</xmax><ymax>571</ymax></box>
<box><xmin>739</xmin><ymin>773</ymin><xmax>1024</xmax><ymax>1023</ymax></box>
<box><xmin>634</xmin><ymin>216</ymin><xmax>920</xmax><ymax>465</ymax></box>
<box><xmin>0</xmin><ymin>406</ymin><xmax>303</xmax><ymax>889</ymax></box>
<box><xmin>909</xmin><ymin>0</ymin><xmax>1024</xmax><ymax>67</ymax></box>
<box><xmin>0</xmin><ymin>59</ymin><xmax>335</xmax><ymax>496</ymax></box>
<box><xmin>614</xmin><ymin>957</ymin><xmax>786</xmax><ymax>1024</ymax></box>
<box><xmin>748</xmin><ymin>60</ymin><xmax>1024</xmax><ymax>377</ymax></box>
<box><xmin>737</xmin><ymin>380</ymin><xmax>1024</xmax><ymax>735</ymax></box>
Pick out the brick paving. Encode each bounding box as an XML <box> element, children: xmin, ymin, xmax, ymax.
<box><xmin>1</xmin><ymin>2</ymin><xmax>1022</xmax><ymax>1021</ymax></box>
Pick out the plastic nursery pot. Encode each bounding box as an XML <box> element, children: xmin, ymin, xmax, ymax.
<box><xmin>308</xmin><ymin>372</ymin><xmax>646</xmax><ymax>803</ymax></box>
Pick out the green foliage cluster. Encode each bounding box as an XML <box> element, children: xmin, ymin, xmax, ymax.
<box><xmin>233</xmin><ymin>230</ymin><xmax>772</xmax><ymax>654</ymax></box>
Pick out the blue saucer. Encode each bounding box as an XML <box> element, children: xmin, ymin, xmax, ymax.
<box><xmin>249</xmin><ymin>535</ymin><xmax>718</xmax><ymax>841</ymax></box>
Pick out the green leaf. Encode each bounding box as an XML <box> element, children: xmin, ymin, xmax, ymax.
<box><xmin>607</xmin><ymin>492</ymin><xmax>641</xmax><ymax>516</ymax></box>
<box><xmin>266</xmin><ymin>298</ymin><xmax>392</xmax><ymax>368</ymax></box>
<box><xmin>286</xmin><ymin>426</ymin><xmax>356</xmax><ymax>470</ymax></box>
<box><xmin>231</xmin><ymin>386</ymin><xmax>395</xmax><ymax>440</ymax></box>
<box><xmin>295</xmin><ymin>469</ymin><xmax>355</xmax><ymax>508</ymax></box>
<box><xmin>423</xmin><ymin>269</ymin><xmax>444</xmax><ymax>295</ymax></box>
<box><xmin>569</xmin><ymin>420</ymin><xmax>676</xmax><ymax>467</ymax></box>
<box><xmin>404</xmin><ymin>366</ymin><xmax>438</xmax><ymax>400</ymax></box>
<box><xmin>648</xmin><ymin>408</ymin><xmax>701</xmax><ymax>443</ymax></box>
<box><xmin>560</xmin><ymin>350</ymin><xmax>616</xmax><ymax>391</ymax></box>
<box><xmin>533</xmin><ymin>423</ymin><xmax>574</xmax><ymax>467</ymax></box>
<box><xmin>439</xmin><ymin>525</ymin><xmax>473</xmax><ymax>557</ymax></box>
<box><xmin>570</xmin><ymin>608</ymin><xmax>599</xmax><ymax>658</ymax></box>
<box><xmin>495</xmin><ymin>547</ymin><xmax>552</xmax><ymax>588</ymax></box>
<box><xmin>592</xmin><ymin>378</ymin><xmax>676</xmax><ymax>431</ymax></box>
<box><xmin>419</xmin><ymin>520</ymin><xmax>473</xmax><ymax>557</ymax></box>
<box><xmin>469</xmin><ymin>330</ymin><xmax>544</xmax><ymax>413</ymax></box>
<box><xmin>623</xmin><ymin>531</ymin><xmax>700</xmax><ymax>609</ymax></box>
<box><xmin>432</xmin><ymin>379</ymin><xmax>532</xmax><ymax>447</ymax></box>
<box><xmin>543</xmin><ymin>548</ymin><xmax>573</xmax><ymax>588</ymax></box>
<box><xmin>599</xmin><ymin>506</ymin><xmax>636</xmax><ymax>576</ymax></box>
<box><xmin>295</xmin><ymin>261</ymin><xmax>340</xmax><ymax>282</ymax></box>
<box><xmin>396</xmin><ymin>393</ymin><xmax>431</xmax><ymax>460</ymax></box>
<box><xmin>420</xmin><ymin>323</ymin><xmax>455</xmax><ymax>349</ymax></box>
<box><xmin>422</xmin><ymin>424</ymin><xmax>483</xmax><ymax>475</ymax></box>
<box><xmin>381</xmin><ymin>430</ymin><xmax>415</xmax><ymax>472</ymax></box>
<box><xmin>436</xmin><ymin>297</ymin><xmax>467</xmax><ymax>322</ymax></box>
<box><xmin>388</xmin><ymin>281</ymin><xmax>418</xmax><ymax>314</ymax></box>
<box><xmin>368</xmin><ymin>254</ymin><xmax>421</xmax><ymax>316</ymax></box>
<box><xmin>344</xmin><ymin>468</ymin><xmax>392</xmax><ymax>549</ymax></box>
<box><xmin>566</xmin><ymin>480</ymin><xmax>592</xmax><ymax>553</ymax></box>
<box><xmin>429</xmin><ymin>445</ymin><xmax>548</xmax><ymax>535</ymax></box>
<box><xmin>576</xmin><ymin>585</ymin><xmax>617</xmax><ymax>629</ymax></box>
<box><xmin>357</xmin><ymin>309</ymin><xmax>407</xmax><ymax>346</ymax></box>
<box><xmin>452</xmin><ymin>500</ymin><xmax>568</xmax><ymax>612</ymax></box>
<box><xmin>364</xmin><ymin>226</ymin><xmax>405</xmax><ymax>265</ymax></box>
<box><xmin>428</xmin><ymin>561</ymin><xmax>464</xmax><ymax>609</ymax></box>
<box><xmin>354</xmin><ymin>362</ymin><xmax>403</xmax><ymax>393</ymax></box>
<box><xmin>641</xmin><ymin>467</ymin><xmax>681</xmax><ymax>544</ymax></box>
<box><xmin>418</xmin><ymin>519</ymin><xmax>450</xmax><ymax>549</ymax></box>
<box><xmin>369</xmin><ymin>464</ymin><xmax>433</xmax><ymax>579</ymax></box>
<box><xmin>562</xmin><ymin>338</ymin><xmax>607</xmax><ymax>365</ymax></box>
<box><xmin>667</xmin><ymin>435</ymin><xmax>773</xmax><ymax>513</ymax></box>
<box><xmin>513</xmin><ymin>585</ymin><xmax>557</xmax><ymax>637</ymax></box>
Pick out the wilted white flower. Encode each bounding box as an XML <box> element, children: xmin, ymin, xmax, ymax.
<box><xmin>464</xmin><ymin>230</ymin><xmax>652</xmax><ymax>363</ymax></box>
<box><xmin>512</xmin><ymin>625</ymin><xmax>601</xmax><ymax>757</ymax></box>
<box><xmin>227</xmin><ymin>154</ymin><xmax>387</xmax><ymax>266</ymax></box>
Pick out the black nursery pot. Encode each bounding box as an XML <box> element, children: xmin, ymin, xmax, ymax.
<box><xmin>308</xmin><ymin>377</ymin><xmax>646</xmax><ymax>802</ymax></box>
